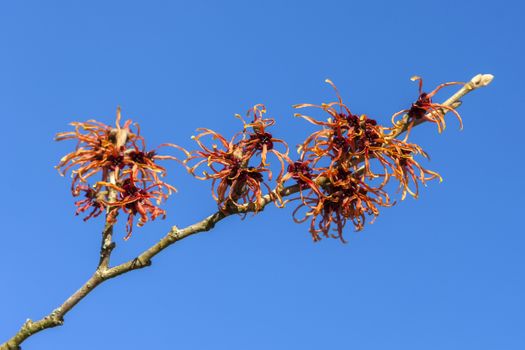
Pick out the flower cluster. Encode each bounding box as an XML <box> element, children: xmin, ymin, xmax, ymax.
<box><xmin>56</xmin><ymin>76</ymin><xmax>465</xmax><ymax>243</ymax></box>
<box><xmin>186</xmin><ymin>104</ymin><xmax>289</xmax><ymax>213</ymax></box>
<box><xmin>56</xmin><ymin>108</ymin><xmax>181</xmax><ymax>239</ymax></box>
<box><xmin>282</xmin><ymin>78</ymin><xmax>458</xmax><ymax>242</ymax></box>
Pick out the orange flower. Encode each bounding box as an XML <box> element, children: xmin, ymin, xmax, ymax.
<box><xmin>292</xmin><ymin>168</ymin><xmax>391</xmax><ymax>242</ymax></box>
<box><xmin>97</xmin><ymin>167</ymin><xmax>172</xmax><ymax>239</ymax></box>
<box><xmin>187</xmin><ymin>104</ymin><xmax>289</xmax><ymax>212</ymax></box>
<box><xmin>391</xmin><ymin>76</ymin><xmax>464</xmax><ymax>139</ymax></box>
<box><xmin>56</xmin><ymin>108</ymin><xmax>180</xmax><ymax>239</ymax></box>
<box><xmin>284</xmin><ymin>79</ymin><xmax>443</xmax><ymax>242</ymax></box>
<box><xmin>382</xmin><ymin>142</ymin><xmax>442</xmax><ymax>200</ymax></box>
<box><xmin>239</xmin><ymin>104</ymin><xmax>289</xmax><ymax>176</ymax></box>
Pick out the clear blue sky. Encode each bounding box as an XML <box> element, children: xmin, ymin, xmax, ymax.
<box><xmin>1</xmin><ymin>1</ymin><xmax>523</xmax><ymax>349</ymax></box>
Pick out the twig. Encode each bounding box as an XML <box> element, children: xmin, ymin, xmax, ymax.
<box><xmin>98</xmin><ymin>112</ymin><xmax>129</xmax><ymax>269</ymax></box>
<box><xmin>0</xmin><ymin>74</ymin><xmax>493</xmax><ymax>350</ymax></box>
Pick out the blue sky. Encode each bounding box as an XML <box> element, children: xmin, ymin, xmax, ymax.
<box><xmin>1</xmin><ymin>1</ymin><xmax>523</xmax><ymax>349</ymax></box>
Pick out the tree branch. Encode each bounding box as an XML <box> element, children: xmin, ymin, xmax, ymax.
<box><xmin>97</xmin><ymin>112</ymin><xmax>129</xmax><ymax>270</ymax></box>
<box><xmin>0</xmin><ymin>73</ymin><xmax>493</xmax><ymax>350</ymax></box>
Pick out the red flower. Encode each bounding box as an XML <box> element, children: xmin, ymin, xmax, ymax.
<box><xmin>56</xmin><ymin>108</ymin><xmax>181</xmax><ymax>239</ymax></box>
<box><xmin>239</xmin><ymin>104</ymin><xmax>289</xmax><ymax>176</ymax></box>
<box><xmin>187</xmin><ymin>104</ymin><xmax>289</xmax><ymax>212</ymax></box>
<box><xmin>97</xmin><ymin>167</ymin><xmax>172</xmax><ymax>239</ymax></box>
<box><xmin>292</xmin><ymin>168</ymin><xmax>391</xmax><ymax>242</ymax></box>
<box><xmin>284</xmin><ymin>79</ymin><xmax>443</xmax><ymax>242</ymax></box>
<box><xmin>74</xmin><ymin>186</ymin><xmax>106</xmax><ymax>221</ymax></box>
<box><xmin>391</xmin><ymin>76</ymin><xmax>464</xmax><ymax>139</ymax></box>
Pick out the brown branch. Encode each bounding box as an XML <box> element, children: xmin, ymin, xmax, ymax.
<box><xmin>98</xmin><ymin>116</ymin><xmax>128</xmax><ymax>269</ymax></box>
<box><xmin>0</xmin><ymin>73</ymin><xmax>493</xmax><ymax>350</ymax></box>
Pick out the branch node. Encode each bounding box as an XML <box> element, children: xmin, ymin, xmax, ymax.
<box><xmin>165</xmin><ymin>226</ymin><xmax>183</xmax><ymax>244</ymax></box>
<box><xmin>49</xmin><ymin>309</ymin><xmax>63</xmax><ymax>323</ymax></box>
<box><xmin>22</xmin><ymin>319</ymin><xmax>32</xmax><ymax>330</ymax></box>
<box><xmin>107</xmin><ymin>242</ymin><xmax>116</xmax><ymax>252</ymax></box>
<box><xmin>130</xmin><ymin>257</ymin><xmax>151</xmax><ymax>269</ymax></box>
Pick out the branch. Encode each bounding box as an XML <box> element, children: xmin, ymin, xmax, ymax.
<box><xmin>0</xmin><ymin>73</ymin><xmax>493</xmax><ymax>350</ymax></box>
<box><xmin>97</xmin><ymin>118</ymin><xmax>128</xmax><ymax>269</ymax></box>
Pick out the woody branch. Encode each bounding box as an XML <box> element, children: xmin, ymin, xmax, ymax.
<box><xmin>0</xmin><ymin>73</ymin><xmax>493</xmax><ymax>350</ymax></box>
